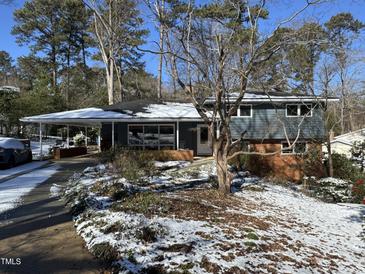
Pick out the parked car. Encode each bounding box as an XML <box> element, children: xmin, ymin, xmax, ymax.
<box><xmin>0</xmin><ymin>137</ymin><xmax>32</xmax><ymax>168</ymax></box>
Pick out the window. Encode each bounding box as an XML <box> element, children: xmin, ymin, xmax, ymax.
<box><xmin>281</xmin><ymin>142</ymin><xmax>307</xmax><ymax>154</ymax></box>
<box><xmin>160</xmin><ymin>125</ymin><xmax>175</xmax><ymax>148</ymax></box>
<box><xmin>128</xmin><ymin>125</ymin><xmax>143</xmax><ymax>145</ymax></box>
<box><xmin>286</xmin><ymin>104</ymin><xmax>312</xmax><ymax>117</ymax></box>
<box><xmin>128</xmin><ymin>124</ymin><xmax>175</xmax><ymax>150</ymax></box>
<box><xmin>144</xmin><ymin>125</ymin><xmax>159</xmax><ymax>149</ymax></box>
<box><xmin>239</xmin><ymin>105</ymin><xmax>252</xmax><ymax>117</ymax></box>
<box><xmin>226</xmin><ymin>105</ymin><xmax>238</xmax><ymax>116</ymax></box>
<box><xmin>286</xmin><ymin>105</ymin><xmax>299</xmax><ymax>116</ymax></box>
<box><xmin>200</xmin><ymin>127</ymin><xmax>209</xmax><ymax>144</ymax></box>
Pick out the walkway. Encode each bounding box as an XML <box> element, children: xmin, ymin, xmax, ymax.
<box><xmin>0</xmin><ymin>157</ymin><xmax>105</xmax><ymax>274</ymax></box>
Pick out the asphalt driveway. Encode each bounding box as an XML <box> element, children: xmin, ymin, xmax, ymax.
<box><xmin>0</xmin><ymin>156</ymin><xmax>105</xmax><ymax>274</ymax></box>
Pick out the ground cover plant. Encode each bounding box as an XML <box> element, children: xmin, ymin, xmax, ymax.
<box><xmin>57</xmin><ymin>152</ymin><xmax>365</xmax><ymax>274</ymax></box>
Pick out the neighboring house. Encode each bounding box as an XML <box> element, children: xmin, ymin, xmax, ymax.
<box><xmin>0</xmin><ymin>86</ymin><xmax>20</xmax><ymax>93</ymax></box>
<box><xmin>324</xmin><ymin>129</ymin><xmax>365</xmax><ymax>158</ymax></box>
<box><xmin>20</xmin><ymin>91</ymin><xmax>338</xmax><ymax>181</ymax></box>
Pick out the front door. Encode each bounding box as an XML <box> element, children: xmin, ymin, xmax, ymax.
<box><xmin>197</xmin><ymin>125</ymin><xmax>212</xmax><ymax>155</ymax></box>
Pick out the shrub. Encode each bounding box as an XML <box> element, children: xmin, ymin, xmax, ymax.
<box><xmin>228</xmin><ymin>154</ymin><xmax>251</xmax><ymax>171</ymax></box>
<box><xmin>328</xmin><ymin>153</ymin><xmax>363</xmax><ymax>181</ymax></box>
<box><xmin>351</xmin><ymin>141</ymin><xmax>365</xmax><ymax>171</ymax></box>
<box><xmin>136</xmin><ymin>226</ymin><xmax>158</xmax><ymax>243</ymax></box>
<box><xmin>91</xmin><ymin>242</ymin><xmax>119</xmax><ymax>264</ymax></box>
<box><xmin>118</xmin><ymin>192</ymin><xmax>170</xmax><ymax>216</ymax></box>
<box><xmin>90</xmin><ymin>180</ymin><xmax>129</xmax><ymax>201</ymax></box>
<box><xmin>314</xmin><ymin>177</ymin><xmax>352</xmax><ymax>203</ymax></box>
<box><xmin>304</xmin><ymin>146</ymin><xmax>323</xmax><ymax>177</ymax></box>
<box><xmin>352</xmin><ymin>178</ymin><xmax>365</xmax><ymax>204</ymax></box>
<box><xmin>113</xmin><ymin>150</ymin><xmax>156</xmax><ymax>181</ymax></box>
<box><xmin>74</xmin><ymin>132</ymin><xmax>85</xmax><ymax>146</ymax></box>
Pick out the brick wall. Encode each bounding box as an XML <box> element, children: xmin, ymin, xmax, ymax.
<box><xmin>246</xmin><ymin>142</ymin><xmax>323</xmax><ymax>182</ymax></box>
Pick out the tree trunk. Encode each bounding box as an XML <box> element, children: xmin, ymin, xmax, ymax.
<box><xmin>327</xmin><ymin>132</ymin><xmax>333</xmax><ymax>177</ymax></box>
<box><xmin>157</xmin><ymin>0</ymin><xmax>165</xmax><ymax>100</ymax></box>
<box><xmin>51</xmin><ymin>46</ymin><xmax>57</xmax><ymax>90</ymax></box>
<box><xmin>214</xmin><ymin>140</ymin><xmax>231</xmax><ymax>194</ymax></box>
<box><xmin>107</xmin><ymin>59</ymin><xmax>114</xmax><ymax>105</ymax></box>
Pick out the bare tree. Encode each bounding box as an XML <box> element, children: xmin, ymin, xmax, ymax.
<box><xmin>85</xmin><ymin>0</ymin><xmax>146</xmax><ymax>105</ymax></box>
<box><xmin>148</xmin><ymin>0</ymin><xmax>326</xmax><ymax>193</ymax></box>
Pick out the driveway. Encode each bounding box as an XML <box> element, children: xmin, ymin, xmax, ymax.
<box><xmin>0</xmin><ymin>156</ymin><xmax>105</xmax><ymax>274</ymax></box>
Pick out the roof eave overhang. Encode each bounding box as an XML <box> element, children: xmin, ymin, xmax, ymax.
<box><xmin>203</xmin><ymin>98</ymin><xmax>340</xmax><ymax>104</ymax></box>
<box><xmin>20</xmin><ymin>117</ymin><xmax>204</xmax><ymax>124</ymax></box>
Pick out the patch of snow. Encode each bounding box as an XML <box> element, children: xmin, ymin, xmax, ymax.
<box><xmin>0</xmin><ymin>161</ymin><xmax>49</xmax><ymax>180</ymax></box>
<box><xmin>64</xmin><ymin>162</ymin><xmax>365</xmax><ymax>273</ymax></box>
<box><xmin>0</xmin><ymin>164</ymin><xmax>59</xmax><ymax>214</ymax></box>
<box><xmin>154</xmin><ymin>161</ymin><xmax>189</xmax><ymax>169</ymax></box>
<box><xmin>235</xmin><ymin>184</ymin><xmax>365</xmax><ymax>273</ymax></box>
<box><xmin>50</xmin><ymin>183</ymin><xmax>62</xmax><ymax>198</ymax></box>
<box><xmin>22</xmin><ymin>107</ymin><xmax>129</xmax><ymax>122</ymax></box>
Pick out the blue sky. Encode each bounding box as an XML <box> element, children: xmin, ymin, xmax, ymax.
<box><xmin>1</xmin><ymin>0</ymin><xmax>364</xmax><ymax>81</ymax></box>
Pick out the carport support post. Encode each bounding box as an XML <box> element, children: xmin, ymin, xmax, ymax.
<box><xmin>98</xmin><ymin>127</ymin><xmax>101</xmax><ymax>152</ymax></box>
<box><xmin>85</xmin><ymin>126</ymin><xmax>88</xmax><ymax>148</ymax></box>
<box><xmin>66</xmin><ymin>125</ymin><xmax>70</xmax><ymax>148</ymax></box>
<box><xmin>112</xmin><ymin>121</ymin><xmax>115</xmax><ymax>150</ymax></box>
<box><xmin>176</xmin><ymin>121</ymin><xmax>179</xmax><ymax>150</ymax></box>
<box><xmin>39</xmin><ymin>122</ymin><xmax>43</xmax><ymax>160</ymax></box>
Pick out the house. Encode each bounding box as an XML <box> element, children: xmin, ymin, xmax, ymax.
<box><xmin>20</xmin><ymin>91</ymin><xmax>338</xmax><ymax>181</ymax></box>
<box><xmin>324</xmin><ymin>129</ymin><xmax>365</xmax><ymax>158</ymax></box>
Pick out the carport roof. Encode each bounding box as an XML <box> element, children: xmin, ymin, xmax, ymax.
<box><xmin>20</xmin><ymin>100</ymin><xmax>203</xmax><ymax>125</ymax></box>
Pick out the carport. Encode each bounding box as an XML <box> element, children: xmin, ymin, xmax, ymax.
<box><xmin>20</xmin><ymin>107</ymin><xmax>129</xmax><ymax>158</ymax></box>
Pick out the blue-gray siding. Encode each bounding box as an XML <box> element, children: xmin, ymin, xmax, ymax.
<box><xmin>230</xmin><ymin>103</ymin><xmax>325</xmax><ymax>140</ymax></box>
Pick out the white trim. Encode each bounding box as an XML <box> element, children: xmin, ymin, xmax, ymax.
<box><xmin>281</xmin><ymin>141</ymin><xmax>308</xmax><ymax>155</ymax></box>
<box><xmin>197</xmin><ymin>124</ymin><xmax>212</xmax><ymax>155</ymax></box>
<box><xmin>66</xmin><ymin>125</ymin><xmax>70</xmax><ymax>148</ymax></box>
<box><xmin>204</xmin><ymin>98</ymin><xmax>339</xmax><ymax>103</ymax></box>
<box><xmin>239</xmin><ymin>104</ymin><xmax>253</xmax><ymax>118</ymax></box>
<box><xmin>85</xmin><ymin>126</ymin><xmax>88</xmax><ymax>147</ymax></box>
<box><xmin>176</xmin><ymin>121</ymin><xmax>180</xmax><ymax>150</ymax></box>
<box><xmin>127</xmin><ymin>124</ymin><xmax>175</xmax><ymax>150</ymax></box>
<box><xmin>229</xmin><ymin>104</ymin><xmax>253</xmax><ymax>118</ymax></box>
<box><xmin>39</xmin><ymin>122</ymin><xmax>43</xmax><ymax>160</ymax></box>
<box><xmin>285</xmin><ymin>104</ymin><xmax>313</xmax><ymax>117</ymax></box>
<box><xmin>20</xmin><ymin>118</ymin><xmax>203</xmax><ymax>124</ymax></box>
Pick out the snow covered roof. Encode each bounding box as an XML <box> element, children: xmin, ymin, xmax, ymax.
<box><xmin>331</xmin><ymin>128</ymin><xmax>365</xmax><ymax>146</ymax></box>
<box><xmin>0</xmin><ymin>86</ymin><xmax>20</xmax><ymax>93</ymax></box>
<box><xmin>20</xmin><ymin>101</ymin><xmax>202</xmax><ymax>124</ymax></box>
<box><xmin>204</xmin><ymin>90</ymin><xmax>339</xmax><ymax>103</ymax></box>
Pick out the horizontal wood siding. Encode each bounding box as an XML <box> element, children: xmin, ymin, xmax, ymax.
<box><xmin>230</xmin><ymin>103</ymin><xmax>325</xmax><ymax>140</ymax></box>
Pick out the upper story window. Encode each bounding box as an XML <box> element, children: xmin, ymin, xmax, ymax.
<box><xmin>228</xmin><ymin>104</ymin><xmax>252</xmax><ymax>117</ymax></box>
<box><xmin>239</xmin><ymin>105</ymin><xmax>252</xmax><ymax>117</ymax></box>
<box><xmin>226</xmin><ymin>105</ymin><xmax>238</xmax><ymax>116</ymax></box>
<box><xmin>286</xmin><ymin>104</ymin><xmax>312</xmax><ymax>117</ymax></box>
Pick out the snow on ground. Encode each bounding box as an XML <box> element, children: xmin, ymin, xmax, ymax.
<box><xmin>49</xmin><ymin>183</ymin><xmax>62</xmax><ymax>198</ymax></box>
<box><xmin>0</xmin><ymin>164</ymin><xmax>59</xmax><ymax>214</ymax></box>
<box><xmin>234</xmin><ymin>184</ymin><xmax>365</xmax><ymax>273</ymax></box>
<box><xmin>63</xmin><ymin>162</ymin><xmax>365</xmax><ymax>273</ymax></box>
<box><xmin>0</xmin><ymin>161</ymin><xmax>49</xmax><ymax>180</ymax></box>
<box><xmin>31</xmin><ymin>141</ymin><xmax>53</xmax><ymax>159</ymax></box>
<box><xmin>154</xmin><ymin>161</ymin><xmax>189</xmax><ymax>169</ymax></box>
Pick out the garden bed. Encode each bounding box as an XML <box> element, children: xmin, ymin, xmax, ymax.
<box><xmin>55</xmin><ymin>159</ymin><xmax>365</xmax><ymax>274</ymax></box>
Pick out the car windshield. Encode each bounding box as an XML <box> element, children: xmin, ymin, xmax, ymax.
<box><xmin>0</xmin><ymin>138</ymin><xmax>25</xmax><ymax>150</ymax></box>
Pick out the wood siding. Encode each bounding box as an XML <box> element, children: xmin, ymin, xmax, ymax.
<box><xmin>230</xmin><ymin>103</ymin><xmax>325</xmax><ymax>140</ymax></box>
